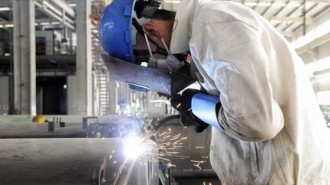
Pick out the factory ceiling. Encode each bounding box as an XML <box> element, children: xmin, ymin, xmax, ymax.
<box><xmin>0</xmin><ymin>0</ymin><xmax>328</xmax><ymax>41</ymax></box>
<box><xmin>162</xmin><ymin>0</ymin><xmax>330</xmax><ymax>41</ymax></box>
<box><xmin>232</xmin><ymin>0</ymin><xmax>329</xmax><ymax>40</ymax></box>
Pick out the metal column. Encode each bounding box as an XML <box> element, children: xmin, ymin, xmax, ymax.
<box><xmin>76</xmin><ymin>0</ymin><xmax>92</xmax><ymax>115</ymax></box>
<box><xmin>13</xmin><ymin>0</ymin><xmax>36</xmax><ymax>115</ymax></box>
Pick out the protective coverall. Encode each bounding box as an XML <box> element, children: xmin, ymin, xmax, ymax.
<box><xmin>170</xmin><ymin>0</ymin><xmax>330</xmax><ymax>184</ymax></box>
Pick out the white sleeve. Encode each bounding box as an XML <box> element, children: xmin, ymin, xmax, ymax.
<box><xmin>190</xmin><ymin>20</ymin><xmax>284</xmax><ymax>141</ymax></box>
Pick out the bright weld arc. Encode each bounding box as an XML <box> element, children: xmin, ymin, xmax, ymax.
<box><xmin>123</xmin><ymin>135</ymin><xmax>148</xmax><ymax>160</ymax></box>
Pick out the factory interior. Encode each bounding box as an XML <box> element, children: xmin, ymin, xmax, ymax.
<box><xmin>0</xmin><ymin>0</ymin><xmax>329</xmax><ymax>184</ymax></box>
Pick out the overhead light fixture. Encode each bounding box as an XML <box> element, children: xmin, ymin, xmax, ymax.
<box><xmin>69</xmin><ymin>3</ymin><xmax>76</xmax><ymax>7</ymax></box>
<box><xmin>0</xmin><ymin>7</ymin><xmax>10</xmax><ymax>12</ymax></box>
<box><xmin>40</xmin><ymin>22</ymin><xmax>50</xmax><ymax>26</ymax></box>
<box><xmin>4</xmin><ymin>24</ymin><xmax>13</xmax><ymax>28</ymax></box>
<box><xmin>245</xmin><ymin>2</ymin><xmax>301</xmax><ymax>7</ymax></box>
<box><xmin>286</xmin><ymin>2</ymin><xmax>302</xmax><ymax>7</ymax></box>
<box><xmin>163</xmin><ymin>0</ymin><xmax>180</xmax><ymax>4</ymax></box>
<box><xmin>43</xmin><ymin>1</ymin><xmax>62</xmax><ymax>16</ymax></box>
<box><xmin>270</xmin><ymin>20</ymin><xmax>282</xmax><ymax>24</ymax></box>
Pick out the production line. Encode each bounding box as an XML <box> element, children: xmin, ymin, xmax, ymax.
<box><xmin>0</xmin><ymin>0</ymin><xmax>329</xmax><ymax>184</ymax></box>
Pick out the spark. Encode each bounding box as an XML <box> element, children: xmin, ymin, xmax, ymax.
<box><xmin>167</xmin><ymin>163</ymin><xmax>176</xmax><ymax>168</ymax></box>
<box><xmin>146</xmin><ymin>124</ymin><xmax>210</xmax><ymax>171</ymax></box>
<box><xmin>169</xmin><ymin>134</ymin><xmax>182</xmax><ymax>140</ymax></box>
<box><xmin>172</xmin><ymin>155</ymin><xmax>189</xmax><ymax>159</ymax></box>
<box><xmin>159</xmin><ymin>157</ymin><xmax>171</xmax><ymax>162</ymax></box>
<box><xmin>159</xmin><ymin>131</ymin><xmax>169</xmax><ymax>137</ymax></box>
<box><xmin>166</xmin><ymin>151</ymin><xmax>180</xmax><ymax>154</ymax></box>
<box><xmin>191</xmin><ymin>160</ymin><xmax>207</xmax><ymax>170</ymax></box>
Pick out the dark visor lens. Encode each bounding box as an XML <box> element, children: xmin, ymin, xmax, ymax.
<box><xmin>133</xmin><ymin>49</ymin><xmax>150</xmax><ymax>64</ymax></box>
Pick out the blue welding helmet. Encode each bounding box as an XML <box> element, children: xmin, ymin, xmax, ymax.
<box><xmin>99</xmin><ymin>0</ymin><xmax>161</xmax><ymax>64</ymax></box>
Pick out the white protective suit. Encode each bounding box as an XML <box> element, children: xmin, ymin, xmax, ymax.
<box><xmin>170</xmin><ymin>0</ymin><xmax>330</xmax><ymax>184</ymax></box>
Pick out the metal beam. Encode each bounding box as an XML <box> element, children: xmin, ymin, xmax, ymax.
<box><xmin>282</xmin><ymin>3</ymin><xmax>318</xmax><ymax>33</ymax></box>
<box><xmin>35</xmin><ymin>0</ymin><xmax>75</xmax><ymax>18</ymax></box>
<box><xmin>269</xmin><ymin>16</ymin><xmax>313</xmax><ymax>23</ymax></box>
<box><xmin>295</xmin><ymin>31</ymin><xmax>330</xmax><ymax>54</ymax></box>
<box><xmin>49</xmin><ymin>0</ymin><xmax>75</xmax><ymax>18</ymax></box>
<box><xmin>238</xmin><ymin>0</ymin><xmax>330</xmax><ymax>4</ymax></box>
<box><xmin>261</xmin><ymin>0</ymin><xmax>275</xmax><ymax>16</ymax></box>
<box><xmin>0</xmin><ymin>19</ymin><xmax>64</xmax><ymax>26</ymax></box>
<box><xmin>75</xmin><ymin>0</ymin><xmax>93</xmax><ymax>115</ymax></box>
<box><xmin>13</xmin><ymin>0</ymin><xmax>36</xmax><ymax>115</ymax></box>
<box><xmin>314</xmin><ymin>72</ymin><xmax>330</xmax><ymax>91</ymax></box>
<box><xmin>314</xmin><ymin>68</ymin><xmax>330</xmax><ymax>76</ymax></box>
<box><xmin>34</xmin><ymin>1</ymin><xmax>75</xmax><ymax>30</ymax></box>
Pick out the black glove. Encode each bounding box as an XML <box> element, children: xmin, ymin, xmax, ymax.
<box><xmin>170</xmin><ymin>89</ymin><xmax>209</xmax><ymax>133</ymax></box>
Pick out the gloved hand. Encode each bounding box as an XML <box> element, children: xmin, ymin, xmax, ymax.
<box><xmin>170</xmin><ymin>89</ymin><xmax>209</xmax><ymax>133</ymax></box>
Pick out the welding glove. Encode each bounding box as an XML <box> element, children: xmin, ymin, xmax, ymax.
<box><xmin>170</xmin><ymin>89</ymin><xmax>223</xmax><ymax>133</ymax></box>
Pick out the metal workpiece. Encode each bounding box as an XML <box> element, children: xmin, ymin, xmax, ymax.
<box><xmin>83</xmin><ymin>116</ymin><xmax>144</xmax><ymax>139</ymax></box>
<box><xmin>0</xmin><ymin>138</ymin><xmax>159</xmax><ymax>185</ymax></box>
<box><xmin>0</xmin><ymin>122</ymin><xmax>86</xmax><ymax>138</ymax></box>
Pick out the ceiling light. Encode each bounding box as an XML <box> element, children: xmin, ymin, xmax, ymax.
<box><xmin>0</xmin><ymin>7</ymin><xmax>10</xmax><ymax>11</ymax></box>
<box><xmin>4</xmin><ymin>24</ymin><xmax>13</xmax><ymax>28</ymax></box>
<box><xmin>164</xmin><ymin>0</ymin><xmax>180</xmax><ymax>4</ymax></box>
<box><xmin>40</xmin><ymin>22</ymin><xmax>50</xmax><ymax>26</ymax></box>
<box><xmin>245</xmin><ymin>2</ymin><xmax>301</xmax><ymax>7</ymax></box>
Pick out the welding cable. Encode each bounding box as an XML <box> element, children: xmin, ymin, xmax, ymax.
<box><xmin>153</xmin><ymin>115</ymin><xmax>181</xmax><ymax>131</ymax></box>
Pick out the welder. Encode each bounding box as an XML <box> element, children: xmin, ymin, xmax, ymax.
<box><xmin>99</xmin><ymin>0</ymin><xmax>330</xmax><ymax>184</ymax></box>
